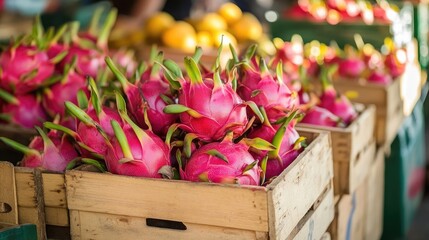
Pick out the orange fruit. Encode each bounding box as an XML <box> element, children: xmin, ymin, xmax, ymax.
<box><xmin>217</xmin><ymin>2</ymin><xmax>242</xmax><ymax>25</ymax></box>
<box><xmin>162</xmin><ymin>21</ymin><xmax>197</xmax><ymax>53</ymax></box>
<box><xmin>196</xmin><ymin>31</ymin><xmax>213</xmax><ymax>48</ymax></box>
<box><xmin>195</xmin><ymin>13</ymin><xmax>227</xmax><ymax>33</ymax></box>
<box><xmin>144</xmin><ymin>12</ymin><xmax>175</xmax><ymax>42</ymax></box>
<box><xmin>230</xmin><ymin>13</ymin><xmax>263</xmax><ymax>43</ymax></box>
<box><xmin>211</xmin><ymin>31</ymin><xmax>237</xmax><ymax>49</ymax></box>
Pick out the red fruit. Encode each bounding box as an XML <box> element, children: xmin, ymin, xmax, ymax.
<box><xmin>367</xmin><ymin>70</ymin><xmax>392</xmax><ymax>85</ymax></box>
<box><xmin>338</xmin><ymin>58</ymin><xmax>365</xmax><ymax>78</ymax></box>
<box><xmin>301</xmin><ymin>106</ymin><xmax>343</xmax><ymax>127</ymax></box>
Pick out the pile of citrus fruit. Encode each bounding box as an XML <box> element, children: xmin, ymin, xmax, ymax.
<box><xmin>144</xmin><ymin>2</ymin><xmax>264</xmax><ymax>53</ymax></box>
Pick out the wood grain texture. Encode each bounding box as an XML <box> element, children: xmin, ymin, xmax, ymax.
<box><xmin>334</xmin><ymin>76</ymin><xmax>403</xmax><ymax>145</ymax></box>
<box><xmin>267</xmin><ymin>130</ymin><xmax>333</xmax><ymax>239</ymax></box>
<box><xmin>289</xmin><ymin>184</ymin><xmax>334</xmax><ymax>240</ymax></box>
<box><xmin>15</xmin><ymin>168</ymin><xmax>46</xmax><ymax>240</ymax></box>
<box><xmin>0</xmin><ymin>162</ymin><xmax>18</xmax><ymax>224</ymax></box>
<box><xmin>365</xmin><ymin>149</ymin><xmax>384</xmax><ymax>240</ymax></box>
<box><xmin>42</xmin><ymin>173</ymin><xmax>68</xmax><ymax>227</ymax></box>
<box><xmin>73</xmin><ymin>210</ymin><xmax>268</xmax><ymax>240</ymax></box>
<box><xmin>298</xmin><ymin>105</ymin><xmax>375</xmax><ymax>195</ymax></box>
<box><xmin>66</xmin><ymin>171</ymin><xmax>269</xmax><ymax>232</ymax></box>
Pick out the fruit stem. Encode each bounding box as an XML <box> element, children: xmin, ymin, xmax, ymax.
<box><xmin>111</xmin><ymin>120</ymin><xmax>133</xmax><ymax>159</ymax></box>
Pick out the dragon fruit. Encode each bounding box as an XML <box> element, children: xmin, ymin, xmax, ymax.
<box><xmin>102</xmin><ymin>94</ymin><xmax>171</xmax><ymax>178</ymax></box>
<box><xmin>163</xmin><ymin>57</ymin><xmax>261</xmax><ymax>141</ymax></box>
<box><xmin>63</xmin><ymin>79</ymin><xmax>123</xmax><ymax>155</ymax></box>
<box><xmin>238</xmin><ymin>57</ymin><xmax>299</xmax><ymax>121</ymax></box>
<box><xmin>42</xmin><ymin>60</ymin><xmax>89</xmax><ymax>117</ymax></box>
<box><xmin>106</xmin><ymin>56</ymin><xmax>177</xmax><ymax>136</ymax></box>
<box><xmin>0</xmin><ymin>127</ymin><xmax>78</xmax><ymax>172</ymax></box>
<box><xmin>337</xmin><ymin>57</ymin><xmax>365</xmax><ymax>78</ymax></box>
<box><xmin>0</xmin><ymin>17</ymin><xmax>67</xmax><ymax>94</ymax></box>
<box><xmin>367</xmin><ymin>70</ymin><xmax>392</xmax><ymax>85</ymax></box>
<box><xmin>0</xmin><ymin>45</ymin><xmax>55</xmax><ymax>94</ymax></box>
<box><xmin>61</xmin><ymin>9</ymin><xmax>117</xmax><ymax>78</ymax></box>
<box><xmin>0</xmin><ymin>89</ymin><xmax>48</xmax><ymax>128</ymax></box>
<box><xmin>182</xmin><ymin>138</ymin><xmax>263</xmax><ymax>185</ymax></box>
<box><xmin>301</xmin><ymin>106</ymin><xmax>344</xmax><ymax>127</ymax></box>
<box><xmin>319</xmin><ymin>66</ymin><xmax>357</xmax><ymax>125</ymax></box>
<box><xmin>248</xmin><ymin>109</ymin><xmax>305</xmax><ymax>181</ymax></box>
<box><xmin>111</xmin><ymin>49</ymin><xmax>137</xmax><ymax>78</ymax></box>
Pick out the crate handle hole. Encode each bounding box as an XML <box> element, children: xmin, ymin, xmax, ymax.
<box><xmin>0</xmin><ymin>202</ymin><xmax>12</xmax><ymax>213</ymax></box>
<box><xmin>146</xmin><ymin>218</ymin><xmax>187</xmax><ymax>230</ymax></box>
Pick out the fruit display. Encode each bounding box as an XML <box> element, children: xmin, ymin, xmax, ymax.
<box><xmin>284</xmin><ymin>0</ymin><xmax>399</xmax><ymax>25</ymax></box>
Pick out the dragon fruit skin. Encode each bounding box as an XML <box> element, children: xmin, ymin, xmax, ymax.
<box><xmin>0</xmin><ymin>45</ymin><xmax>55</xmax><ymax>94</ymax></box>
<box><xmin>111</xmin><ymin>50</ymin><xmax>137</xmax><ymax>78</ymax></box>
<box><xmin>301</xmin><ymin>106</ymin><xmax>342</xmax><ymax>127</ymax></box>
<box><xmin>42</xmin><ymin>71</ymin><xmax>88</xmax><ymax>117</ymax></box>
<box><xmin>337</xmin><ymin>57</ymin><xmax>365</xmax><ymax>78</ymax></box>
<box><xmin>367</xmin><ymin>70</ymin><xmax>392</xmax><ymax>85</ymax></box>
<box><xmin>319</xmin><ymin>89</ymin><xmax>357</xmax><ymax>125</ymax></box>
<box><xmin>319</xmin><ymin>67</ymin><xmax>357</xmax><ymax>125</ymax></box>
<box><xmin>384</xmin><ymin>52</ymin><xmax>406</xmax><ymax>78</ymax></box>
<box><xmin>62</xmin><ymin>46</ymin><xmax>106</xmax><ymax>78</ymax></box>
<box><xmin>177</xmin><ymin>79</ymin><xmax>248</xmax><ymax>141</ymax></box>
<box><xmin>1</xmin><ymin>94</ymin><xmax>48</xmax><ymax>129</ymax></box>
<box><xmin>182</xmin><ymin>141</ymin><xmax>261</xmax><ymax>185</ymax></box>
<box><xmin>247</xmin><ymin>113</ymin><xmax>302</xmax><ymax>181</ymax></box>
<box><xmin>104</xmin><ymin>118</ymin><xmax>171</xmax><ymax>178</ymax></box>
<box><xmin>164</xmin><ymin>57</ymin><xmax>249</xmax><ymax>142</ymax></box>
<box><xmin>0</xmin><ymin>128</ymin><xmax>79</xmax><ymax>172</ymax></box>
<box><xmin>238</xmin><ymin>60</ymin><xmax>299</xmax><ymax>122</ymax></box>
<box><xmin>106</xmin><ymin>57</ymin><xmax>177</xmax><ymax>136</ymax></box>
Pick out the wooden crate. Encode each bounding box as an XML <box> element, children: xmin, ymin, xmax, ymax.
<box><xmin>136</xmin><ymin>45</ymin><xmax>233</xmax><ymax>70</ymax></box>
<box><xmin>328</xmin><ymin>177</ymin><xmax>368</xmax><ymax>240</ymax></box>
<box><xmin>333</xmin><ymin>61</ymin><xmax>422</xmax><ymax>147</ymax></box>
<box><xmin>66</xmin><ymin>129</ymin><xmax>334</xmax><ymax>240</ymax></box>
<box><xmin>364</xmin><ymin>148</ymin><xmax>385</xmax><ymax>240</ymax></box>
<box><xmin>320</xmin><ymin>232</ymin><xmax>331</xmax><ymax>240</ymax></box>
<box><xmin>298</xmin><ymin>104</ymin><xmax>375</xmax><ymax>195</ymax></box>
<box><xmin>0</xmin><ymin>162</ymin><xmax>45</xmax><ymax>240</ymax></box>
<box><xmin>0</xmin><ymin>162</ymin><xmax>69</xmax><ymax>240</ymax></box>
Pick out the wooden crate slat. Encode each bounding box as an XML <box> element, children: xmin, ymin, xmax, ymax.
<box><xmin>42</xmin><ymin>173</ymin><xmax>67</xmax><ymax>208</ymax></box>
<box><xmin>267</xmin><ymin>130</ymin><xmax>333</xmax><ymax>239</ymax></box>
<box><xmin>289</xmin><ymin>185</ymin><xmax>334</xmax><ymax>240</ymax></box>
<box><xmin>71</xmin><ymin>210</ymin><xmax>268</xmax><ymax>240</ymax></box>
<box><xmin>347</xmin><ymin>141</ymin><xmax>376</xmax><ymax>193</ymax></box>
<box><xmin>66</xmin><ymin>171</ymin><xmax>269</xmax><ymax>232</ymax></box>
<box><xmin>365</xmin><ymin>149</ymin><xmax>385</xmax><ymax>240</ymax></box>
<box><xmin>45</xmin><ymin>207</ymin><xmax>69</xmax><ymax>226</ymax></box>
<box><xmin>0</xmin><ymin>162</ymin><xmax>18</xmax><ymax>224</ymax></box>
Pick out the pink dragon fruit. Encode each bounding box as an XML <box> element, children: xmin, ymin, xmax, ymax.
<box><xmin>42</xmin><ymin>60</ymin><xmax>89</xmax><ymax>117</ymax></box>
<box><xmin>319</xmin><ymin>66</ymin><xmax>357</xmax><ymax>125</ymax></box>
<box><xmin>0</xmin><ymin>89</ymin><xmax>48</xmax><ymax>128</ymax></box>
<box><xmin>0</xmin><ymin>45</ymin><xmax>56</xmax><ymax>94</ymax></box>
<box><xmin>248</xmin><ymin>109</ymin><xmax>305</xmax><ymax>181</ymax></box>
<box><xmin>163</xmin><ymin>57</ymin><xmax>260</xmax><ymax>141</ymax></box>
<box><xmin>106</xmin><ymin>56</ymin><xmax>177</xmax><ymax>136</ymax></box>
<box><xmin>111</xmin><ymin>49</ymin><xmax>137</xmax><ymax>78</ymax></box>
<box><xmin>384</xmin><ymin>50</ymin><xmax>406</xmax><ymax>78</ymax></box>
<box><xmin>337</xmin><ymin>57</ymin><xmax>365</xmax><ymax>78</ymax></box>
<box><xmin>61</xmin><ymin>9</ymin><xmax>117</xmax><ymax>78</ymax></box>
<box><xmin>301</xmin><ymin>106</ymin><xmax>344</xmax><ymax>127</ymax></box>
<box><xmin>0</xmin><ymin>127</ymin><xmax>78</xmax><ymax>172</ymax></box>
<box><xmin>103</xmin><ymin>111</ymin><xmax>171</xmax><ymax>178</ymax></box>
<box><xmin>238</xmin><ymin>57</ymin><xmax>299</xmax><ymax>121</ymax></box>
<box><xmin>63</xmin><ymin>79</ymin><xmax>124</xmax><ymax>155</ymax></box>
<box><xmin>367</xmin><ymin>70</ymin><xmax>392</xmax><ymax>85</ymax></box>
<box><xmin>182</xmin><ymin>138</ymin><xmax>261</xmax><ymax>185</ymax></box>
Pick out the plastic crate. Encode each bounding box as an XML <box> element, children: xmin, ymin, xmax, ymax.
<box><xmin>0</xmin><ymin>224</ymin><xmax>37</xmax><ymax>240</ymax></box>
<box><xmin>382</xmin><ymin>99</ymin><xmax>426</xmax><ymax>239</ymax></box>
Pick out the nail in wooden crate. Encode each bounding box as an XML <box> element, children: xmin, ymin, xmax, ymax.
<box><xmin>333</xmin><ymin>62</ymin><xmax>422</xmax><ymax>147</ymax></box>
<box><xmin>66</xmin><ymin>129</ymin><xmax>334</xmax><ymax>240</ymax></box>
<box><xmin>328</xmin><ymin>177</ymin><xmax>368</xmax><ymax>240</ymax></box>
<box><xmin>0</xmin><ymin>162</ymin><xmax>69</xmax><ymax>240</ymax></box>
<box><xmin>298</xmin><ymin>104</ymin><xmax>376</xmax><ymax>195</ymax></box>
<box><xmin>364</xmin><ymin>148</ymin><xmax>385</xmax><ymax>240</ymax></box>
